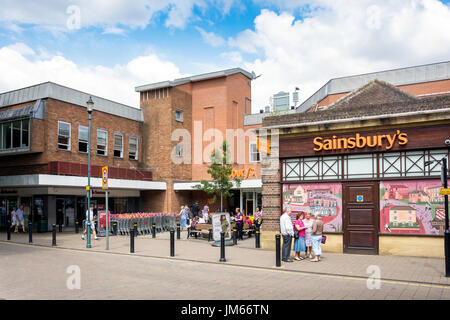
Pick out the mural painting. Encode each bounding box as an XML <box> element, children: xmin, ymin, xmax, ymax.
<box><xmin>380</xmin><ymin>180</ymin><xmax>449</xmax><ymax>235</ymax></box>
<box><xmin>282</xmin><ymin>183</ymin><xmax>342</xmax><ymax>233</ymax></box>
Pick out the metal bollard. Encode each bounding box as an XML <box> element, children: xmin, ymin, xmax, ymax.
<box><xmin>255</xmin><ymin>225</ymin><xmax>261</xmax><ymax>249</ymax></box>
<box><xmin>28</xmin><ymin>222</ymin><xmax>33</xmax><ymax>244</ymax></box>
<box><xmin>275</xmin><ymin>234</ymin><xmax>281</xmax><ymax>267</ymax></box>
<box><xmin>152</xmin><ymin>224</ymin><xmax>156</xmax><ymax>238</ymax></box>
<box><xmin>7</xmin><ymin>220</ymin><xmax>11</xmax><ymax>241</ymax></box>
<box><xmin>220</xmin><ymin>232</ymin><xmax>226</xmax><ymax>262</ymax></box>
<box><xmin>130</xmin><ymin>228</ymin><xmax>135</xmax><ymax>253</ymax></box>
<box><xmin>177</xmin><ymin>223</ymin><xmax>180</xmax><ymax>240</ymax></box>
<box><xmin>75</xmin><ymin>221</ymin><xmax>79</xmax><ymax>234</ymax></box>
<box><xmin>59</xmin><ymin>224</ymin><xmax>62</xmax><ymax>233</ymax></box>
<box><xmin>52</xmin><ymin>224</ymin><xmax>57</xmax><ymax>246</ymax></box>
<box><xmin>170</xmin><ymin>229</ymin><xmax>175</xmax><ymax>257</ymax></box>
<box><xmin>113</xmin><ymin>222</ymin><xmax>117</xmax><ymax>235</ymax></box>
<box><xmin>134</xmin><ymin>223</ymin><xmax>138</xmax><ymax>237</ymax></box>
<box><xmin>233</xmin><ymin>228</ymin><xmax>237</xmax><ymax>245</ymax></box>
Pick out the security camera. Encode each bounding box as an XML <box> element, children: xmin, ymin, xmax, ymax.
<box><xmin>445</xmin><ymin>139</ymin><xmax>450</xmax><ymax>146</ymax></box>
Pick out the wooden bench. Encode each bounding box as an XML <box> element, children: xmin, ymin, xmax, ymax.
<box><xmin>187</xmin><ymin>223</ymin><xmax>212</xmax><ymax>241</ymax></box>
<box><xmin>231</xmin><ymin>221</ymin><xmax>254</xmax><ymax>239</ymax></box>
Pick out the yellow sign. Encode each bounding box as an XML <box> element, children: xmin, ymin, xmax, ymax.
<box><xmin>230</xmin><ymin>167</ymin><xmax>256</xmax><ymax>180</ymax></box>
<box><xmin>313</xmin><ymin>130</ymin><xmax>408</xmax><ymax>152</ymax></box>
<box><xmin>441</xmin><ymin>188</ymin><xmax>450</xmax><ymax>196</ymax></box>
<box><xmin>257</xmin><ymin>137</ymin><xmax>271</xmax><ymax>155</ymax></box>
<box><xmin>102</xmin><ymin>167</ymin><xmax>108</xmax><ymax>190</ymax></box>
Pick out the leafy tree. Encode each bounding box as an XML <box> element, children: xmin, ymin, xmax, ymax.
<box><xmin>194</xmin><ymin>140</ymin><xmax>241</xmax><ymax>211</ymax></box>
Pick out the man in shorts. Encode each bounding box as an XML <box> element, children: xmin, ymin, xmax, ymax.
<box><xmin>82</xmin><ymin>204</ymin><xmax>98</xmax><ymax>240</ymax></box>
<box><xmin>15</xmin><ymin>205</ymin><xmax>26</xmax><ymax>233</ymax></box>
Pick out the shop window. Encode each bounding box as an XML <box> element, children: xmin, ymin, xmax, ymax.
<box><xmin>250</xmin><ymin>142</ymin><xmax>260</xmax><ymax>163</ymax></box>
<box><xmin>78</xmin><ymin>125</ymin><xmax>88</xmax><ymax>153</ymax></box>
<box><xmin>58</xmin><ymin>121</ymin><xmax>71</xmax><ymax>150</ymax></box>
<box><xmin>0</xmin><ymin>119</ymin><xmax>30</xmax><ymax>151</ymax></box>
<box><xmin>97</xmin><ymin>129</ymin><xmax>107</xmax><ymax>156</ymax></box>
<box><xmin>344</xmin><ymin>154</ymin><xmax>377</xmax><ymax>179</ymax></box>
<box><xmin>114</xmin><ymin>133</ymin><xmax>123</xmax><ymax>158</ymax></box>
<box><xmin>129</xmin><ymin>136</ymin><xmax>138</xmax><ymax>160</ymax></box>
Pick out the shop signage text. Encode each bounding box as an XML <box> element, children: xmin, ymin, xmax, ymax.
<box><xmin>230</xmin><ymin>167</ymin><xmax>256</xmax><ymax>180</ymax></box>
<box><xmin>313</xmin><ymin>130</ymin><xmax>408</xmax><ymax>152</ymax></box>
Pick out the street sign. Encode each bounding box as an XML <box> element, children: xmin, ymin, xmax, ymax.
<box><xmin>102</xmin><ymin>167</ymin><xmax>108</xmax><ymax>190</ymax></box>
<box><xmin>441</xmin><ymin>188</ymin><xmax>450</xmax><ymax>196</ymax></box>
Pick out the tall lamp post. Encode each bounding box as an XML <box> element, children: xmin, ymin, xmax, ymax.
<box><xmin>86</xmin><ymin>96</ymin><xmax>94</xmax><ymax>249</ymax></box>
<box><xmin>425</xmin><ymin>156</ymin><xmax>449</xmax><ymax>277</ymax></box>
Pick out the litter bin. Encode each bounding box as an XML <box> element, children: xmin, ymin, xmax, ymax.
<box><xmin>38</xmin><ymin>219</ymin><xmax>48</xmax><ymax>233</ymax></box>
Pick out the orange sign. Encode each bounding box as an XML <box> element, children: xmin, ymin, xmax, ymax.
<box><xmin>257</xmin><ymin>137</ymin><xmax>271</xmax><ymax>155</ymax></box>
<box><xmin>230</xmin><ymin>167</ymin><xmax>256</xmax><ymax>180</ymax></box>
<box><xmin>313</xmin><ymin>130</ymin><xmax>408</xmax><ymax>152</ymax></box>
<box><xmin>102</xmin><ymin>167</ymin><xmax>108</xmax><ymax>189</ymax></box>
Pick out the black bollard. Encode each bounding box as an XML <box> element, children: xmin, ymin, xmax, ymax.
<box><xmin>130</xmin><ymin>228</ymin><xmax>135</xmax><ymax>253</ymax></box>
<box><xmin>28</xmin><ymin>222</ymin><xmax>32</xmax><ymax>244</ymax></box>
<box><xmin>276</xmin><ymin>234</ymin><xmax>281</xmax><ymax>267</ymax></box>
<box><xmin>177</xmin><ymin>223</ymin><xmax>180</xmax><ymax>240</ymax></box>
<box><xmin>152</xmin><ymin>223</ymin><xmax>156</xmax><ymax>238</ymax></box>
<box><xmin>59</xmin><ymin>223</ymin><xmax>62</xmax><ymax>233</ymax></box>
<box><xmin>255</xmin><ymin>225</ymin><xmax>261</xmax><ymax>249</ymax></box>
<box><xmin>233</xmin><ymin>228</ymin><xmax>237</xmax><ymax>245</ymax></box>
<box><xmin>170</xmin><ymin>229</ymin><xmax>175</xmax><ymax>257</ymax></box>
<box><xmin>220</xmin><ymin>231</ymin><xmax>226</xmax><ymax>262</ymax></box>
<box><xmin>7</xmin><ymin>219</ymin><xmax>11</xmax><ymax>240</ymax></box>
<box><xmin>113</xmin><ymin>222</ymin><xmax>117</xmax><ymax>235</ymax></box>
<box><xmin>75</xmin><ymin>221</ymin><xmax>79</xmax><ymax>234</ymax></box>
<box><xmin>52</xmin><ymin>224</ymin><xmax>57</xmax><ymax>246</ymax></box>
<box><xmin>134</xmin><ymin>223</ymin><xmax>138</xmax><ymax>237</ymax></box>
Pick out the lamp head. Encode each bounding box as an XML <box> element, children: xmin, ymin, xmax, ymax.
<box><xmin>86</xmin><ymin>96</ymin><xmax>94</xmax><ymax>113</ymax></box>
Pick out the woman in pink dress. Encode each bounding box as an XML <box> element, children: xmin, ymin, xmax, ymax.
<box><xmin>303</xmin><ymin>211</ymin><xmax>314</xmax><ymax>259</ymax></box>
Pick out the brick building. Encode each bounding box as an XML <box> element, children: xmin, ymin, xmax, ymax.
<box><xmin>258</xmin><ymin>61</ymin><xmax>450</xmax><ymax>258</ymax></box>
<box><xmin>0</xmin><ymin>82</ymin><xmax>165</xmax><ymax>232</ymax></box>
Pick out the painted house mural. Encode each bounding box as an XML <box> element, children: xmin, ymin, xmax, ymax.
<box><xmin>380</xmin><ymin>180</ymin><xmax>448</xmax><ymax>235</ymax></box>
<box><xmin>283</xmin><ymin>183</ymin><xmax>342</xmax><ymax>233</ymax></box>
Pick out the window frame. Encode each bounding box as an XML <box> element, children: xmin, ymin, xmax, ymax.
<box><xmin>78</xmin><ymin>125</ymin><xmax>89</xmax><ymax>154</ymax></box>
<box><xmin>129</xmin><ymin>136</ymin><xmax>138</xmax><ymax>161</ymax></box>
<box><xmin>113</xmin><ymin>132</ymin><xmax>123</xmax><ymax>158</ymax></box>
<box><xmin>57</xmin><ymin>121</ymin><xmax>71</xmax><ymax>151</ymax></box>
<box><xmin>175</xmin><ymin>110</ymin><xmax>183</xmax><ymax>122</ymax></box>
<box><xmin>96</xmin><ymin>129</ymin><xmax>108</xmax><ymax>156</ymax></box>
<box><xmin>249</xmin><ymin>142</ymin><xmax>261</xmax><ymax>163</ymax></box>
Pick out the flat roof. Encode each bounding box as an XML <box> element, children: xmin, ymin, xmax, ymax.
<box><xmin>297</xmin><ymin>61</ymin><xmax>450</xmax><ymax>113</ymax></box>
<box><xmin>0</xmin><ymin>82</ymin><xmax>144</xmax><ymax>122</ymax></box>
<box><xmin>135</xmin><ymin>67</ymin><xmax>254</xmax><ymax>92</ymax></box>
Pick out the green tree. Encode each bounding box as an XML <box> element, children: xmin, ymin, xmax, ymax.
<box><xmin>194</xmin><ymin>140</ymin><xmax>241</xmax><ymax>211</ymax></box>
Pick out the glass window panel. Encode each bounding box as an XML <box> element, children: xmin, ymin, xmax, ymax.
<box><xmin>129</xmin><ymin>137</ymin><xmax>138</xmax><ymax>160</ymax></box>
<box><xmin>114</xmin><ymin>133</ymin><xmax>123</xmax><ymax>157</ymax></box>
<box><xmin>428</xmin><ymin>150</ymin><xmax>448</xmax><ymax>175</ymax></box>
<box><xmin>78</xmin><ymin>126</ymin><xmax>88</xmax><ymax>141</ymax></box>
<box><xmin>382</xmin><ymin>152</ymin><xmax>401</xmax><ymax>177</ymax></box>
<box><xmin>97</xmin><ymin>130</ymin><xmax>107</xmax><ymax>155</ymax></box>
<box><xmin>21</xmin><ymin>119</ymin><xmax>29</xmax><ymax>147</ymax></box>
<box><xmin>303</xmin><ymin>157</ymin><xmax>319</xmax><ymax>180</ymax></box>
<box><xmin>5</xmin><ymin>122</ymin><xmax>11</xmax><ymax>149</ymax></box>
<box><xmin>322</xmin><ymin>156</ymin><xmax>340</xmax><ymax>180</ymax></box>
<box><xmin>12</xmin><ymin>120</ymin><xmax>20</xmax><ymax>148</ymax></box>
<box><xmin>346</xmin><ymin>154</ymin><xmax>375</xmax><ymax>178</ymax></box>
<box><xmin>58</xmin><ymin>121</ymin><xmax>70</xmax><ymax>150</ymax></box>
<box><xmin>404</xmin><ymin>152</ymin><xmax>424</xmax><ymax>177</ymax></box>
<box><xmin>284</xmin><ymin>159</ymin><xmax>300</xmax><ymax>180</ymax></box>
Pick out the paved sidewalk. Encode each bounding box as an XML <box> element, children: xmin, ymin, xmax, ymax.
<box><xmin>1</xmin><ymin>230</ymin><xmax>449</xmax><ymax>287</ymax></box>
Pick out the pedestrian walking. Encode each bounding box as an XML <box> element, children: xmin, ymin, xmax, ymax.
<box><xmin>254</xmin><ymin>207</ymin><xmax>263</xmax><ymax>229</ymax></box>
<box><xmin>182</xmin><ymin>205</ymin><xmax>191</xmax><ymax>230</ymax></box>
<box><xmin>192</xmin><ymin>201</ymin><xmax>200</xmax><ymax>218</ymax></box>
<box><xmin>280</xmin><ymin>207</ymin><xmax>294</xmax><ymax>262</ymax></box>
<box><xmin>15</xmin><ymin>205</ymin><xmax>26</xmax><ymax>233</ymax></box>
<box><xmin>293</xmin><ymin>212</ymin><xmax>307</xmax><ymax>261</ymax></box>
<box><xmin>303</xmin><ymin>211</ymin><xmax>314</xmax><ymax>259</ymax></box>
<box><xmin>202</xmin><ymin>204</ymin><xmax>210</xmax><ymax>223</ymax></box>
<box><xmin>82</xmin><ymin>204</ymin><xmax>98</xmax><ymax>240</ymax></box>
<box><xmin>10</xmin><ymin>207</ymin><xmax>17</xmax><ymax>231</ymax></box>
<box><xmin>310</xmin><ymin>214</ymin><xmax>324</xmax><ymax>262</ymax></box>
<box><xmin>234</xmin><ymin>208</ymin><xmax>244</xmax><ymax>240</ymax></box>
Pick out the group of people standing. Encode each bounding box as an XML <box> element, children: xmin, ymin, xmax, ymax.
<box><xmin>280</xmin><ymin>207</ymin><xmax>324</xmax><ymax>263</ymax></box>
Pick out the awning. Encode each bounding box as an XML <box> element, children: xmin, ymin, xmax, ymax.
<box><xmin>174</xmin><ymin>179</ymin><xmax>262</xmax><ymax>191</ymax></box>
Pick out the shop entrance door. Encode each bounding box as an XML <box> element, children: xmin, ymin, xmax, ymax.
<box><xmin>56</xmin><ymin>198</ymin><xmax>65</xmax><ymax>226</ymax></box>
<box><xmin>343</xmin><ymin>181</ymin><xmax>379</xmax><ymax>255</ymax></box>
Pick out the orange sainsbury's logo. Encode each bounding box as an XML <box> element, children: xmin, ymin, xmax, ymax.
<box><xmin>313</xmin><ymin>130</ymin><xmax>408</xmax><ymax>152</ymax></box>
<box><xmin>230</xmin><ymin>167</ymin><xmax>256</xmax><ymax>180</ymax></box>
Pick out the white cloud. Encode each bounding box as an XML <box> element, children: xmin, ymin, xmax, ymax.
<box><xmin>229</xmin><ymin>0</ymin><xmax>450</xmax><ymax>111</ymax></box>
<box><xmin>102</xmin><ymin>27</ymin><xmax>126</xmax><ymax>35</ymax></box>
<box><xmin>195</xmin><ymin>26</ymin><xmax>226</xmax><ymax>47</ymax></box>
<box><xmin>220</xmin><ymin>51</ymin><xmax>243</xmax><ymax>63</ymax></box>
<box><xmin>0</xmin><ymin>43</ymin><xmax>185</xmax><ymax>108</ymax></box>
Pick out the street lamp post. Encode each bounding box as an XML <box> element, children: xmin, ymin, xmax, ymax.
<box><xmin>425</xmin><ymin>157</ymin><xmax>449</xmax><ymax>277</ymax></box>
<box><xmin>86</xmin><ymin>96</ymin><xmax>94</xmax><ymax>249</ymax></box>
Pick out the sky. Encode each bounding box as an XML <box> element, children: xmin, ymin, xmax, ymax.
<box><xmin>0</xmin><ymin>0</ymin><xmax>450</xmax><ymax>112</ymax></box>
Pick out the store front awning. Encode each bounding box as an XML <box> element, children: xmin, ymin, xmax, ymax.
<box><xmin>173</xmin><ymin>179</ymin><xmax>262</xmax><ymax>191</ymax></box>
<box><xmin>0</xmin><ymin>174</ymin><xmax>166</xmax><ymax>190</ymax></box>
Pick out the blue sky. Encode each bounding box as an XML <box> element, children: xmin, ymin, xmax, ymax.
<box><xmin>0</xmin><ymin>0</ymin><xmax>449</xmax><ymax>110</ymax></box>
